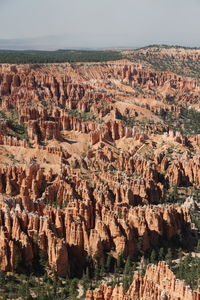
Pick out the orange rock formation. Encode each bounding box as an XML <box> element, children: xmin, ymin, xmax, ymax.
<box><xmin>86</xmin><ymin>262</ymin><xmax>200</xmax><ymax>300</ymax></box>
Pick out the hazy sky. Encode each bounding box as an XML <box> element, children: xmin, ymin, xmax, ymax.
<box><xmin>0</xmin><ymin>0</ymin><xmax>200</xmax><ymax>49</ymax></box>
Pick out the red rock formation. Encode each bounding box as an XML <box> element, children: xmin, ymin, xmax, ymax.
<box><xmin>0</xmin><ymin>58</ymin><xmax>199</xmax><ymax>292</ymax></box>
<box><xmin>86</xmin><ymin>262</ymin><xmax>200</xmax><ymax>300</ymax></box>
<box><xmin>0</xmin><ymin>163</ymin><xmax>192</xmax><ymax>271</ymax></box>
<box><xmin>0</xmin><ymin>200</ymin><xmax>69</xmax><ymax>276</ymax></box>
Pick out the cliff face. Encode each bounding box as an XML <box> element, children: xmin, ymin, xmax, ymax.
<box><xmin>86</xmin><ymin>262</ymin><xmax>200</xmax><ymax>300</ymax></box>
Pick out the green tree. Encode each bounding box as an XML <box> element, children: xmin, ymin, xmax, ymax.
<box><xmin>169</xmin><ymin>185</ymin><xmax>178</xmax><ymax>202</ymax></box>
<box><xmin>116</xmin><ymin>254</ymin><xmax>123</xmax><ymax>272</ymax></box>
<box><xmin>0</xmin><ymin>271</ymin><xmax>6</xmax><ymax>285</ymax></box>
<box><xmin>165</xmin><ymin>248</ymin><xmax>172</xmax><ymax>265</ymax></box>
<box><xmin>124</xmin><ymin>256</ymin><xmax>131</xmax><ymax>275</ymax></box>
<box><xmin>106</xmin><ymin>255</ymin><xmax>112</xmax><ymax>273</ymax></box>
<box><xmin>196</xmin><ymin>240</ymin><xmax>200</xmax><ymax>252</ymax></box>
<box><xmin>123</xmin><ymin>275</ymin><xmax>130</xmax><ymax>292</ymax></box>
<box><xmin>69</xmin><ymin>279</ymin><xmax>78</xmax><ymax>299</ymax></box>
<box><xmin>82</xmin><ymin>266</ymin><xmax>90</xmax><ymax>288</ymax></box>
<box><xmin>17</xmin><ymin>281</ymin><xmax>30</xmax><ymax>299</ymax></box>
<box><xmin>94</xmin><ymin>267</ymin><xmax>100</xmax><ymax>281</ymax></box>
<box><xmin>100</xmin><ymin>257</ymin><xmax>106</xmax><ymax>276</ymax></box>
<box><xmin>159</xmin><ymin>247</ymin><xmax>164</xmax><ymax>261</ymax></box>
<box><xmin>137</xmin><ymin>237</ymin><xmax>144</xmax><ymax>257</ymax></box>
<box><xmin>150</xmin><ymin>249</ymin><xmax>157</xmax><ymax>263</ymax></box>
<box><xmin>85</xmin><ymin>267</ymin><xmax>90</xmax><ymax>280</ymax></box>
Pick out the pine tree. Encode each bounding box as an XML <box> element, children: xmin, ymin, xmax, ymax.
<box><xmin>114</xmin><ymin>262</ymin><xmax>117</xmax><ymax>275</ymax></box>
<box><xmin>132</xmin><ymin>262</ymin><xmax>136</xmax><ymax>273</ymax></box>
<box><xmin>137</xmin><ymin>237</ymin><xmax>144</xmax><ymax>257</ymax></box>
<box><xmin>171</xmin><ymin>185</ymin><xmax>178</xmax><ymax>202</ymax></box>
<box><xmin>100</xmin><ymin>257</ymin><xmax>106</xmax><ymax>276</ymax></box>
<box><xmin>0</xmin><ymin>271</ymin><xmax>6</xmax><ymax>285</ymax></box>
<box><xmin>116</xmin><ymin>254</ymin><xmax>123</xmax><ymax>272</ymax></box>
<box><xmin>165</xmin><ymin>248</ymin><xmax>172</xmax><ymax>265</ymax></box>
<box><xmin>86</xmin><ymin>266</ymin><xmax>90</xmax><ymax>280</ymax></box>
<box><xmin>69</xmin><ymin>279</ymin><xmax>78</xmax><ymax>299</ymax></box>
<box><xmin>18</xmin><ymin>282</ymin><xmax>29</xmax><ymax>299</ymax></box>
<box><xmin>150</xmin><ymin>249</ymin><xmax>157</xmax><ymax>263</ymax></box>
<box><xmin>94</xmin><ymin>267</ymin><xmax>100</xmax><ymax>281</ymax></box>
<box><xmin>106</xmin><ymin>255</ymin><xmax>112</xmax><ymax>273</ymax></box>
<box><xmin>53</xmin><ymin>280</ymin><xmax>58</xmax><ymax>296</ymax></box>
<box><xmin>196</xmin><ymin>240</ymin><xmax>200</xmax><ymax>252</ymax></box>
<box><xmin>113</xmin><ymin>262</ymin><xmax>118</xmax><ymax>283</ymax></box>
<box><xmin>124</xmin><ymin>256</ymin><xmax>131</xmax><ymax>275</ymax></box>
<box><xmin>185</xmin><ymin>252</ymin><xmax>192</xmax><ymax>264</ymax></box>
<box><xmin>178</xmin><ymin>257</ymin><xmax>184</xmax><ymax>278</ymax></box>
<box><xmin>159</xmin><ymin>247</ymin><xmax>164</xmax><ymax>261</ymax></box>
<box><xmin>123</xmin><ymin>275</ymin><xmax>129</xmax><ymax>292</ymax></box>
<box><xmin>82</xmin><ymin>266</ymin><xmax>90</xmax><ymax>288</ymax></box>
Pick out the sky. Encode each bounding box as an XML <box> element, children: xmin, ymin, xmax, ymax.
<box><xmin>0</xmin><ymin>0</ymin><xmax>200</xmax><ymax>50</ymax></box>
